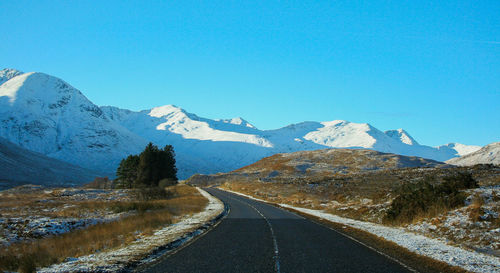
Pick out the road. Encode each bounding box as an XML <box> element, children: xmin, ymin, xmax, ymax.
<box><xmin>140</xmin><ymin>188</ymin><xmax>412</xmax><ymax>273</ymax></box>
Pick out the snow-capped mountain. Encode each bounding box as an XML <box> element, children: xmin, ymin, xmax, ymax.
<box><xmin>101</xmin><ymin>105</ymin><xmax>481</xmax><ymax>177</ymax></box>
<box><xmin>0</xmin><ymin>69</ymin><xmax>483</xmax><ymax>179</ymax></box>
<box><xmin>0</xmin><ymin>69</ymin><xmax>148</xmax><ymax>175</ymax></box>
<box><xmin>446</xmin><ymin>142</ymin><xmax>500</xmax><ymax>166</ymax></box>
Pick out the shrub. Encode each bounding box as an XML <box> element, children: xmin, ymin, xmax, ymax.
<box><xmin>84</xmin><ymin>177</ymin><xmax>115</xmax><ymax>189</ymax></box>
<box><xmin>384</xmin><ymin>172</ymin><xmax>478</xmax><ymax>224</ymax></box>
<box><xmin>159</xmin><ymin>178</ymin><xmax>177</xmax><ymax>188</ymax></box>
<box><xmin>133</xmin><ymin>186</ymin><xmax>172</xmax><ymax>201</ymax></box>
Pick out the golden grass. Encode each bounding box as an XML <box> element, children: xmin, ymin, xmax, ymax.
<box><xmin>467</xmin><ymin>194</ymin><xmax>485</xmax><ymax>222</ymax></box>
<box><xmin>0</xmin><ymin>185</ymin><xmax>207</xmax><ymax>272</ymax></box>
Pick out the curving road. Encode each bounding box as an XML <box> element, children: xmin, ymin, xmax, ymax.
<box><xmin>140</xmin><ymin>188</ymin><xmax>412</xmax><ymax>273</ymax></box>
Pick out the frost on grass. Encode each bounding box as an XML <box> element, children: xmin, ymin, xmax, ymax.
<box><xmin>225</xmin><ymin>189</ymin><xmax>500</xmax><ymax>273</ymax></box>
<box><xmin>38</xmin><ymin>188</ymin><xmax>224</xmax><ymax>273</ymax></box>
<box><xmin>0</xmin><ymin>185</ymin><xmax>132</xmax><ymax>246</ymax></box>
<box><xmin>407</xmin><ymin>186</ymin><xmax>500</xmax><ymax>255</ymax></box>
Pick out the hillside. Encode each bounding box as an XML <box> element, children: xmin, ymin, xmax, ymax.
<box><xmin>0</xmin><ymin>137</ymin><xmax>99</xmax><ymax>190</ymax></box>
<box><xmin>187</xmin><ymin>148</ymin><xmax>448</xmax><ymax>186</ymax></box>
<box><xmin>234</xmin><ymin>148</ymin><xmax>446</xmax><ymax>175</ymax></box>
<box><xmin>446</xmin><ymin>142</ymin><xmax>500</xmax><ymax>166</ymax></box>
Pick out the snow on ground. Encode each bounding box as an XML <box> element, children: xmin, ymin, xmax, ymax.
<box><xmin>0</xmin><ymin>214</ymin><xmax>125</xmax><ymax>246</ymax></box>
<box><xmin>408</xmin><ymin>186</ymin><xmax>500</xmax><ymax>255</ymax></box>
<box><xmin>0</xmin><ymin>186</ymin><xmax>133</xmax><ymax>246</ymax></box>
<box><xmin>38</xmin><ymin>188</ymin><xmax>224</xmax><ymax>273</ymax></box>
<box><xmin>224</xmin><ymin>189</ymin><xmax>500</xmax><ymax>273</ymax></box>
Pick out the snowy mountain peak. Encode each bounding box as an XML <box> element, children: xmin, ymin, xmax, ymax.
<box><xmin>149</xmin><ymin>104</ymin><xmax>183</xmax><ymax>118</ymax></box>
<box><xmin>321</xmin><ymin>120</ymin><xmax>348</xmax><ymax>126</ymax></box>
<box><xmin>385</xmin><ymin>128</ymin><xmax>419</xmax><ymax>145</ymax></box>
<box><xmin>304</xmin><ymin>120</ymin><xmax>378</xmax><ymax>148</ymax></box>
<box><xmin>0</xmin><ymin>68</ymin><xmax>23</xmax><ymax>85</ymax></box>
<box><xmin>0</xmin><ymin>72</ymin><xmax>103</xmax><ymax>118</ymax></box>
<box><xmin>0</xmin><ymin>71</ymin><xmax>147</xmax><ymax>173</ymax></box>
<box><xmin>218</xmin><ymin>117</ymin><xmax>256</xmax><ymax>129</ymax></box>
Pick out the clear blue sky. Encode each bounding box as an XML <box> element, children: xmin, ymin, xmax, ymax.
<box><xmin>1</xmin><ymin>1</ymin><xmax>498</xmax><ymax>146</ymax></box>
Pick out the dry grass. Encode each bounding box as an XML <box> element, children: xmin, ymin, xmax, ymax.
<box><xmin>468</xmin><ymin>194</ymin><xmax>485</xmax><ymax>222</ymax></box>
<box><xmin>0</xmin><ymin>185</ymin><xmax>207</xmax><ymax>272</ymax></box>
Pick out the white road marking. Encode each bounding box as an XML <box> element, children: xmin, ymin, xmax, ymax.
<box><xmin>219</xmin><ymin>189</ymin><xmax>418</xmax><ymax>273</ymax></box>
<box><xmin>219</xmin><ymin>192</ymin><xmax>281</xmax><ymax>273</ymax></box>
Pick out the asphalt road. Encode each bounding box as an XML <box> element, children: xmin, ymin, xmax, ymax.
<box><xmin>140</xmin><ymin>188</ymin><xmax>412</xmax><ymax>273</ymax></box>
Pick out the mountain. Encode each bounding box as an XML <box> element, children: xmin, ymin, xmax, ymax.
<box><xmin>0</xmin><ymin>70</ymin><xmax>148</xmax><ymax>175</ymax></box>
<box><xmin>0</xmin><ymin>136</ymin><xmax>99</xmax><ymax>190</ymax></box>
<box><xmin>446</xmin><ymin>142</ymin><xmax>500</xmax><ymax>166</ymax></box>
<box><xmin>100</xmin><ymin>105</ymin><xmax>274</xmax><ymax>178</ymax></box>
<box><xmin>0</xmin><ymin>69</ymin><xmax>482</xmax><ymax>179</ymax></box>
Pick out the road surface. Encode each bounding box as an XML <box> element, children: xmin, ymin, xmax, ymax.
<box><xmin>140</xmin><ymin>188</ymin><xmax>412</xmax><ymax>273</ymax></box>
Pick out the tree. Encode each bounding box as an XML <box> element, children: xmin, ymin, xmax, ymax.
<box><xmin>116</xmin><ymin>143</ymin><xmax>178</xmax><ymax>188</ymax></box>
<box><xmin>135</xmin><ymin>143</ymin><xmax>178</xmax><ymax>187</ymax></box>
<box><xmin>160</xmin><ymin>145</ymin><xmax>178</xmax><ymax>182</ymax></box>
<box><xmin>116</xmin><ymin>155</ymin><xmax>139</xmax><ymax>188</ymax></box>
<box><xmin>136</xmin><ymin>143</ymin><xmax>158</xmax><ymax>186</ymax></box>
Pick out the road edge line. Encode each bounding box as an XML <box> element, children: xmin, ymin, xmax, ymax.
<box><xmin>127</xmin><ymin>188</ymin><xmax>230</xmax><ymax>272</ymax></box>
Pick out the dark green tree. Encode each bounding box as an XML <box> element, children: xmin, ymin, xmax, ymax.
<box><xmin>137</xmin><ymin>143</ymin><xmax>159</xmax><ymax>186</ymax></box>
<box><xmin>160</xmin><ymin>145</ymin><xmax>178</xmax><ymax>182</ymax></box>
<box><xmin>116</xmin><ymin>143</ymin><xmax>178</xmax><ymax>188</ymax></box>
<box><xmin>116</xmin><ymin>155</ymin><xmax>139</xmax><ymax>188</ymax></box>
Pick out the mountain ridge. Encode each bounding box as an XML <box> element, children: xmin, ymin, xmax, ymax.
<box><xmin>0</xmin><ymin>68</ymin><xmax>484</xmax><ymax>179</ymax></box>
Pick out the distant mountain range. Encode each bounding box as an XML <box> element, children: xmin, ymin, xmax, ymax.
<box><xmin>0</xmin><ymin>68</ymin><xmax>487</xmax><ymax>181</ymax></box>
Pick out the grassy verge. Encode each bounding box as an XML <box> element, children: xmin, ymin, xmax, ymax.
<box><xmin>0</xmin><ymin>185</ymin><xmax>207</xmax><ymax>272</ymax></box>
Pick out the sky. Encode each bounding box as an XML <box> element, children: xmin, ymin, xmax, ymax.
<box><xmin>0</xmin><ymin>1</ymin><xmax>498</xmax><ymax>146</ymax></box>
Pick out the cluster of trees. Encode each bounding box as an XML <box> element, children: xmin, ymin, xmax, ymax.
<box><xmin>116</xmin><ymin>143</ymin><xmax>178</xmax><ymax>188</ymax></box>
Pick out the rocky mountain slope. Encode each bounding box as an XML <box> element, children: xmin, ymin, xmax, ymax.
<box><xmin>0</xmin><ymin>68</ymin><xmax>482</xmax><ymax>179</ymax></box>
<box><xmin>0</xmin><ymin>137</ymin><xmax>99</xmax><ymax>190</ymax></box>
<box><xmin>446</xmin><ymin>142</ymin><xmax>500</xmax><ymax>166</ymax></box>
